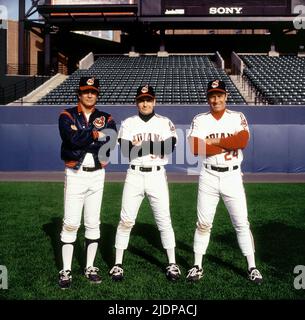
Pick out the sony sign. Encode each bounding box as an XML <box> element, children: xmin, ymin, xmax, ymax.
<box><xmin>209</xmin><ymin>7</ymin><xmax>243</xmax><ymax>15</ymax></box>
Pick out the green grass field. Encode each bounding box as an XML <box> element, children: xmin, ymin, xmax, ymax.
<box><xmin>0</xmin><ymin>181</ymin><xmax>304</xmax><ymax>300</ymax></box>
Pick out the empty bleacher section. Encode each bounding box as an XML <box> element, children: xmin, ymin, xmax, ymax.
<box><xmin>0</xmin><ymin>75</ymin><xmax>51</xmax><ymax>105</ymax></box>
<box><xmin>38</xmin><ymin>55</ymin><xmax>245</xmax><ymax>105</ymax></box>
<box><xmin>241</xmin><ymin>55</ymin><xmax>305</xmax><ymax>106</ymax></box>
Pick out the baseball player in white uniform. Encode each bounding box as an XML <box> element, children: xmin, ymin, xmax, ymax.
<box><xmin>109</xmin><ymin>85</ymin><xmax>181</xmax><ymax>281</ymax></box>
<box><xmin>186</xmin><ymin>79</ymin><xmax>263</xmax><ymax>284</ymax></box>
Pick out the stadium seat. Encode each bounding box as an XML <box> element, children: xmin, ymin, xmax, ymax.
<box><xmin>38</xmin><ymin>55</ymin><xmax>245</xmax><ymax>105</ymax></box>
<box><xmin>241</xmin><ymin>55</ymin><xmax>305</xmax><ymax>105</ymax></box>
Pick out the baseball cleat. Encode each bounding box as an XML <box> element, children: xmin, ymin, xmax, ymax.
<box><xmin>84</xmin><ymin>266</ymin><xmax>102</xmax><ymax>284</ymax></box>
<box><xmin>58</xmin><ymin>270</ymin><xmax>72</xmax><ymax>289</ymax></box>
<box><xmin>109</xmin><ymin>264</ymin><xmax>124</xmax><ymax>281</ymax></box>
<box><xmin>166</xmin><ymin>263</ymin><xmax>181</xmax><ymax>281</ymax></box>
<box><xmin>248</xmin><ymin>267</ymin><xmax>263</xmax><ymax>284</ymax></box>
<box><xmin>186</xmin><ymin>265</ymin><xmax>203</xmax><ymax>282</ymax></box>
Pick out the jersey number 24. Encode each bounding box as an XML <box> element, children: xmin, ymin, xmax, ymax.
<box><xmin>224</xmin><ymin>150</ymin><xmax>238</xmax><ymax>161</ymax></box>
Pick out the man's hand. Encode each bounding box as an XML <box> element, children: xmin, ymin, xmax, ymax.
<box><xmin>132</xmin><ymin>138</ymin><xmax>142</xmax><ymax>147</ymax></box>
<box><xmin>100</xmin><ymin>161</ymin><xmax>108</xmax><ymax>168</ymax></box>
<box><xmin>205</xmin><ymin>138</ymin><xmax>220</xmax><ymax>146</ymax></box>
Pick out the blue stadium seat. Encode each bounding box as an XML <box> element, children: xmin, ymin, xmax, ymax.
<box><xmin>241</xmin><ymin>55</ymin><xmax>305</xmax><ymax>105</ymax></box>
<box><xmin>38</xmin><ymin>55</ymin><xmax>245</xmax><ymax>105</ymax></box>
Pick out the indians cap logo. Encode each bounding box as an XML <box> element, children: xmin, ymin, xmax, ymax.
<box><xmin>211</xmin><ymin>80</ymin><xmax>220</xmax><ymax>88</ymax></box>
<box><xmin>141</xmin><ymin>85</ymin><xmax>149</xmax><ymax>94</ymax></box>
<box><xmin>87</xmin><ymin>78</ymin><xmax>95</xmax><ymax>86</ymax></box>
<box><xmin>93</xmin><ymin>116</ymin><xmax>105</xmax><ymax>129</ymax></box>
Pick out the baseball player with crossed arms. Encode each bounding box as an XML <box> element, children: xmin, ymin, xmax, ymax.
<box><xmin>109</xmin><ymin>85</ymin><xmax>181</xmax><ymax>281</ymax></box>
<box><xmin>58</xmin><ymin>76</ymin><xmax>117</xmax><ymax>289</ymax></box>
<box><xmin>186</xmin><ymin>79</ymin><xmax>263</xmax><ymax>284</ymax></box>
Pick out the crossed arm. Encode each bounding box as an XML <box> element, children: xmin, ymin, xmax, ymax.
<box><xmin>119</xmin><ymin>137</ymin><xmax>177</xmax><ymax>160</ymax></box>
<box><xmin>189</xmin><ymin>130</ymin><xmax>249</xmax><ymax>156</ymax></box>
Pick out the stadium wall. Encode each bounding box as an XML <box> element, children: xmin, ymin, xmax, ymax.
<box><xmin>0</xmin><ymin>29</ymin><xmax>6</xmax><ymax>76</ymax></box>
<box><xmin>0</xmin><ymin>105</ymin><xmax>305</xmax><ymax>173</ymax></box>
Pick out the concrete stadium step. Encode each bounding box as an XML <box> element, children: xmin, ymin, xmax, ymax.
<box><xmin>9</xmin><ymin>73</ymin><xmax>68</xmax><ymax>106</ymax></box>
<box><xmin>229</xmin><ymin>74</ymin><xmax>259</xmax><ymax>105</ymax></box>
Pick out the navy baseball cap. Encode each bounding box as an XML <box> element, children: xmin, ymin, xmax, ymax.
<box><xmin>136</xmin><ymin>85</ymin><xmax>155</xmax><ymax>100</ymax></box>
<box><xmin>79</xmin><ymin>76</ymin><xmax>99</xmax><ymax>93</ymax></box>
<box><xmin>207</xmin><ymin>79</ymin><xmax>227</xmax><ymax>95</ymax></box>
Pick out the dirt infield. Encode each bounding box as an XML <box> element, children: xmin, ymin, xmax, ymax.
<box><xmin>0</xmin><ymin>171</ymin><xmax>305</xmax><ymax>183</ymax></box>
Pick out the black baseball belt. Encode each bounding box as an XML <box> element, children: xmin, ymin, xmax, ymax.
<box><xmin>204</xmin><ymin>164</ymin><xmax>239</xmax><ymax>172</ymax></box>
<box><xmin>82</xmin><ymin>163</ymin><xmax>102</xmax><ymax>172</ymax></box>
<box><xmin>130</xmin><ymin>165</ymin><xmax>161</xmax><ymax>172</ymax></box>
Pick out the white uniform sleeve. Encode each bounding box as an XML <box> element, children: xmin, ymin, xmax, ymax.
<box><xmin>237</xmin><ymin>112</ymin><xmax>250</xmax><ymax>132</ymax></box>
<box><xmin>163</xmin><ymin>119</ymin><xmax>178</xmax><ymax>141</ymax></box>
<box><xmin>118</xmin><ymin>120</ymin><xmax>133</xmax><ymax>141</ymax></box>
<box><xmin>187</xmin><ymin>116</ymin><xmax>202</xmax><ymax>138</ymax></box>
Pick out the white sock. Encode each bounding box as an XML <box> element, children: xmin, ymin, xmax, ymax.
<box><xmin>86</xmin><ymin>242</ymin><xmax>98</xmax><ymax>268</ymax></box>
<box><xmin>166</xmin><ymin>248</ymin><xmax>176</xmax><ymax>264</ymax></box>
<box><xmin>62</xmin><ymin>244</ymin><xmax>74</xmax><ymax>271</ymax></box>
<box><xmin>115</xmin><ymin>248</ymin><xmax>124</xmax><ymax>265</ymax></box>
<box><xmin>246</xmin><ymin>254</ymin><xmax>256</xmax><ymax>270</ymax></box>
<box><xmin>194</xmin><ymin>253</ymin><xmax>203</xmax><ymax>269</ymax></box>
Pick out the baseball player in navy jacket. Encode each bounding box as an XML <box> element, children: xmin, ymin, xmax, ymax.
<box><xmin>58</xmin><ymin>76</ymin><xmax>117</xmax><ymax>289</ymax></box>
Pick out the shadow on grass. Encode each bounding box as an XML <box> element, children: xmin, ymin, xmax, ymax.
<box><xmin>99</xmin><ymin>222</ymin><xmax>116</xmax><ymax>268</ymax></box>
<box><xmin>42</xmin><ymin>217</ymin><xmax>305</xmax><ymax>282</ymax></box>
<box><xmin>122</xmin><ymin>222</ymin><xmax>191</xmax><ymax>271</ymax></box>
<box><xmin>214</xmin><ymin>221</ymin><xmax>305</xmax><ymax>277</ymax></box>
<box><xmin>98</xmin><ymin>222</ymin><xmax>166</xmax><ymax>270</ymax></box>
<box><xmin>174</xmin><ymin>231</ymin><xmax>246</xmax><ymax>276</ymax></box>
<box><xmin>42</xmin><ymin>217</ymin><xmax>86</xmax><ymax>272</ymax></box>
<box><xmin>251</xmin><ymin>222</ymin><xmax>305</xmax><ymax>273</ymax></box>
<box><xmin>129</xmin><ymin>222</ymin><xmax>165</xmax><ymax>270</ymax></box>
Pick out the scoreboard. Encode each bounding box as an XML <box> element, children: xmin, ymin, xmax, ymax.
<box><xmin>162</xmin><ymin>0</ymin><xmax>293</xmax><ymax>16</ymax></box>
<box><xmin>141</xmin><ymin>0</ymin><xmax>304</xmax><ymax>16</ymax></box>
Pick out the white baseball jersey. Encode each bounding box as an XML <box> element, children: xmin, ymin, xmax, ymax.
<box><xmin>188</xmin><ymin>109</ymin><xmax>249</xmax><ymax>166</ymax></box>
<box><xmin>114</xmin><ymin>113</ymin><xmax>178</xmax><ymax>254</ymax></box>
<box><xmin>188</xmin><ymin>108</ymin><xmax>255</xmax><ymax>258</ymax></box>
<box><xmin>118</xmin><ymin>114</ymin><xmax>178</xmax><ymax>166</ymax></box>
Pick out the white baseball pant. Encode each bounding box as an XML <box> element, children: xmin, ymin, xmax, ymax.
<box><xmin>61</xmin><ymin>167</ymin><xmax>105</xmax><ymax>243</ymax></box>
<box><xmin>115</xmin><ymin>166</ymin><xmax>176</xmax><ymax>250</ymax></box>
<box><xmin>194</xmin><ymin>167</ymin><xmax>255</xmax><ymax>256</ymax></box>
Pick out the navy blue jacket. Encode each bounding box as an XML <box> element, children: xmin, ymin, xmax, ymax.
<box><xmin>58</xmin><ymin>104</ymin><xmax>117</xmax><ymax>169</ymax></box>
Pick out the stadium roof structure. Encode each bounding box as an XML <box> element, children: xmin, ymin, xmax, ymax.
<box><xmin>141</xmin><ymin>16</ymin><xmax>299</xmax><ymax>31</ymax></box>
<box><xmin>36</xmin><ymin>4</ymin><xmax>300</xmax><ymax>31</ymax></box>
<box><xmin>16</xmin><ymin>1</ymin><xmax>305</xmax><ymax>76</ymax></box>
<box><xmin>37</xmin><ymin>4</ymin><xmax>138</xmax><ymax>30</ymax></box>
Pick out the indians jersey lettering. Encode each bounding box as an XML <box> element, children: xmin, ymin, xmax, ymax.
<box><xmin>118</xmin><ymin>114</ymin><xmax>177</xmax><ymax>166</ymax></box>
<box><xmin>188</xmin><ymin>110</ymin><xmax>249</xmax><ymax>166</ymax></box>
